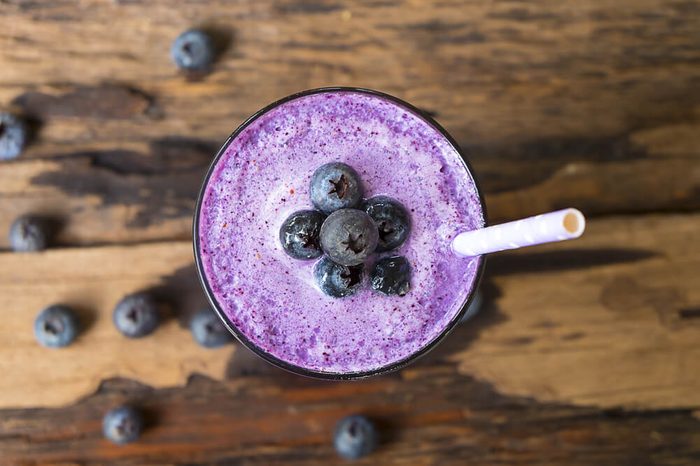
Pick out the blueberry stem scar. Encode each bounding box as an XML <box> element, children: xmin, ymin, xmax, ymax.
<box><xmin>329</xmin><ymin>175</ymin><xmax>348</xmax><ymax>198</ymax></box>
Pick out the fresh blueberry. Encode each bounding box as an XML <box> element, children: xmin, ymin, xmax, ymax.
<box><xmin>320</xmin><ymin>209</ymin><xmax>378</xmax><ymax>266</ymax></box>
<box><xmin>171</xmin><ymin>29</ymin><xmax>215</xmax><ymax>71</ymax></box>
<box><xmin>34</xmin><ymin>305</ymin><xmax>79</xmax><ymax>348</ymax></box>
<box><xmin>314</xmin><ymin>256</ymin><xmax>363</xmax><ymax>298</ymax></box>
<box><xmin>279</xmin><ymin>210</ymin><xmax>326</xmax><ymax>260</ymax></box>
<box><xmin>103</xmin><ymin>406</ymin><xmax>143</xmax><ymax>445</ymax></box>
<box><xmin>363</xmin><ymin>196</ymin><xmax>411</xmax><ymax>252</ymax></box>
<box><xmin>310</xmin><ymin>162</ymin><xmax>363</xmax><ymax>213</ymax></box>
<box><xmin>113</xmin><ymin>293</ymin><xmax>160</xmax><ymax>338</ymax></box>
<box><xmin>190</xmin><ymin>309</ymin><xmax>233</xmax><ymax>348</ymax></box>
<box><xmin>0</xmin><ymin>113</ymin><xmax>27</xmax><ymax>160</ymax></box>
<box><xmin>9</xmin><ymin>215</ymin><xmax>48</xmax><ymax>252</ymax></box>
<box><xmin>370</xmin><ymin>256</ymin><xmax>411</xmax><ymax>296</ymax></box>
<box><xmin>333</xmin><ymin>415</ymin><xmax>378</xmax><ymax>460</ymax></box>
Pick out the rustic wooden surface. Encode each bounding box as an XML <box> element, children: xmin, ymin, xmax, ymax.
<box><xmin>0</xmin><ymin>242</ymin><xmax>234</xmax><ymax>408</ymax></box>
<box><xmin>1</xmin><ymin>0</ymin><xmax>699</xmax><ymax>464</ymax></box>
<box><xmin>1</xmin><ymin>214</ymin><xmax>698</xmax><ymax>411</ymax></box>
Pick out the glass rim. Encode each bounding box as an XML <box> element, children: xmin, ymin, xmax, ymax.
<box><xmin>192</xmin><ymin>86</ymin><xmax>488</xmax><ymax>380</ymax></box>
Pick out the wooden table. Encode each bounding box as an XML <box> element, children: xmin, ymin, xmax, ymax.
<box><xmin>1</xmin><ymin>1</ymin><xmax>699</xmax><ymax>464</ymax></box>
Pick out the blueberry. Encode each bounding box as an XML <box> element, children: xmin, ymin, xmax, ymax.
<box><xmin>314</xmin><ymin>256</ymin><xmax>363</xmax><ymax>298</ymax></box>
<box><xmin>34</xmin><ymin>305</ymin><xmax>78</xmax><ymax>348</ymax></box>
<box><xmin>310</xmin><ymin>162</ymin><xmax>363</xmax><ymax>213</ymax></box>
<box><xmin>279</xmin><ymin>210</ymin><xmax>326</xmax><ymax>260</ymax></box>
<box><xmin>9</xmin><ymin>215</ymin><xmax>48</xmax><ymax>252</ymax></box>
<box><xmin>190</xmin><ymin>309</ymin><xmax>233</xmax><ymax>348</ymax></box>
<box><xmin>103</xmin><ymin>406</ymin><xmax>143</xmax><ymax>445</ymax></box>
<box><xmin>113</xmin><ymin>293</ymin><xmax>159</xmax><ymax>338</ymax></box>
<box><xmin>333</xmin><ymin>415</ymin><xmax>378</xmax><ymax>460</ymax></box>
<box><xmin>363</xmin><ymin>196</ymin><xmax>411</xmax><ymax>252</ymax></box>
<box><xmin>0</xmin><ymin>113</ymin><xmax>27</xmax><ymax>160</ymax></box>
<box><xmin>370</xmin><ymin>256</ymin><xmax>411</xmax><ymax>296</ymax></box>
<box><xmin>320</xmin><ymin>209</ymin><xmax>378</xmax><ymax>266</ymax></box>
<box><xmin>171</xmin><ymin>29</ymin><xmax>214</xmax><ymax>71</ymax></box>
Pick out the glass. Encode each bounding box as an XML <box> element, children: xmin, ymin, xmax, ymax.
<box><xmin>193</xmin><ymin>87</ymin><xmax>487</xmax><ymax>379</ymax></box>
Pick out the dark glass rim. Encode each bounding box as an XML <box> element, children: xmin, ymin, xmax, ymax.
<box><xmin>193</xmin><ymin>86</ymin><xmax>488</xmax><ymax>380</ymax></box>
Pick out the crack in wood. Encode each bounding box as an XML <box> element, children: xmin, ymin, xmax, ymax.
<box><xmin>12</xmin><ymin>85</ymin><xmax>159</xmax><ymax>120</ymax></box>
<box><xmin>678</xmin><ymin>307</ymin><xmax>700</xmax><ymax>319</ymax></box>
<box><xmin>1</xmin><ymin>362</ymin><xmax>698</xmax><ymax>464</ymax></box>
<box><xmin>29</xmin><ymin>137</ymin><xmax>217</xmax><ymax>228</ymax></box>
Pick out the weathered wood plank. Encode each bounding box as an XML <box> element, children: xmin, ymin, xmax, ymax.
<box><xmin>0</xmin><ymin>241</ymin><xmax>233</xmax><ymax>409</ymax></box>
<box><xmin>2</xmin><ymin>0</ymin><xmax>699</xmax><ymax>146</ymax></box>
<box><xmin>0</xmin><ymin>367</ymin><xmax>698</xmax><ymax>464</ymax></box>
<box><xmin>0</xmin><ymin>214</ymin><xmax>697</xmax><ymax>410</ymax></box>
<box><xmin>1</xmin><ymin>1</ymin><xmax>699</xmax><ymax>463</ymax></box>
<box><xmin>452</xmin><ymin>212</ymin><xmax>700</xmax><ymax>409</ymax></box>
<box><xmin>1</xmin><ymin>0</ymin><xmax>699</xmax><ymax>246</ymax></box>
<box><xmin>0</xmin><ymin>122</ymin><xmax>698</xmax><ymax>248</ymax></box>
<box><xmin>0</xmin><ymin>138</ymin><xmax>216</xmax><ymax>246</ymax></box>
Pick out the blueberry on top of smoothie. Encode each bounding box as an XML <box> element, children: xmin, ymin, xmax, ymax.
<box><xmin>310</xmin><ymin>162</ymin><xmax>363</xmax><ymax>213</ymax></box>
<box><xmin>320</xmin><ymin>209</ymin><xmax>378</xmax><ymax>266</ymax></box>
<box><xmin>314</xmin><ymin>256</ymin><xmax>364</xmax><ymax>298</ymax></box>
<box><xmin>280</xmin><ymin>210</ymin><xmax>326</xmax><ymax>260</ymax></box>
<box><xmin>362</xmin><ymin>196</ymin><xmax>410</xmax><ymax>252</ymax></box>
<box><xmin>288</xmin><ymin>162</ymin><xmax>413</xmax><ymax>298</ymax></box>
<box><xmin>370</xmin><ymin>256</ymin><xmax>412</xmax><ymax>296</ymax></box>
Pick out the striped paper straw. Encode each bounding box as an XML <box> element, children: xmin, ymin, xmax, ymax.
<box><xmin>452</xmin><ymin>208</ymin><xmax>586</xmax><ymax>257</ymax></box>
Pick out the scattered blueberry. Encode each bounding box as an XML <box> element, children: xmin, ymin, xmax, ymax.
<box><xmin>103</xmin><ymin>406</ymin><xmax>144</xmax><ymax>445</ymax></box>
<box><xmin>9</xmin><ymin>215</ymin><xmax>48</xmax><ymax>252</ymax></box>
<box><xmin>190</xmin><ymin>309</ymin><xmax>233</xmax><ymax>348</ymax></box>
<box><xmin>370</xmin><ymin>256</ymin><xmax>411</xmax><ymax>296</ymax></box>
<box><xmin>34</xmin><ymin>305</ymin><xmax>78</xmax><ymax>348</ymax></box>
<box><xmin>320</xmin><ymin>209</ymin><xmax>378</xmax><ymax>266</ymax></box>
<box><xmin>279</xmin><ymin>210</ymin><xmax>326</xmax><ymax>260</ymax></box>
<box><xmin>363</xmin><ymin>196</ymin><xmax>411</xmax><ymax>252</ymax></box>
<box><xmin>112</xmin><ymin>293</ymin><xmax>160</xmax><ymax>338</ymax></box>
<box><xmin>0</xmin><ymin>113</ymin><xmax>27</xmax><ymax>160</ymax></box>
<box><xmin>333</xmin><ymin>415</ymin><xmax>378</xmax><ymax>460</ymax></box>
<box><xmin>310</xmin><ymin>162</ymin><xmax>363</xmax><ymax>213</ymax></box>
<box><xmin>314</xmin><ymin>256</ymin><xmax>363</xmax><ymax>298</ymax></box>
<box><xmin>171</xmin><ymin>29</ymin><xmax>215</xmax><ymax>71</ymax></box>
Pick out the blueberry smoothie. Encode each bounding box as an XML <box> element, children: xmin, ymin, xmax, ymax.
<box><xmin>195</xmin><ymin>88</ymin><xmax>485</xmax><ymax>377</ymax></box>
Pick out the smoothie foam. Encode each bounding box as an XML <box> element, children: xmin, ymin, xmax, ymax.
<box><xmin>197</xmin><ymin>90</ymin><xmax>484</xmax><ymax>375</ymax></box>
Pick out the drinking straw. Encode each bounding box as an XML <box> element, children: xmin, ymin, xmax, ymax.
<box><xmin>452</xmin><ymin>208</ymin><xmax>585</xmax><ymax>257</ymax></box>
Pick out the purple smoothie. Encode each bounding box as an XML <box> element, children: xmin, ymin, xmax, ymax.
<box><xmin>196</xmin><ymin>89</ymin><xmax>485</xmax><ymax>376</ymax></box>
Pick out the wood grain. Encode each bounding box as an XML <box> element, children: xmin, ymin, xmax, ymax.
<box><xmin>453</xmin><ymin>213</ymin><xmax>700</xmax><ymax>409</ymax></box>
<box><xmin>1</xmin><ymin>0</ymin><xmax>699</xmax><ymax>246</ymax></box>
<box><xmin>0</xmin><ymin>364</ymin><xmax>699</xmax><ymax>464</ymax></box>
<box><xmin>0</xmin><ymin>241</ymin><xmax>233</xmax><ymax>408</ymax></box>
<box><xmin>1</xmin><ymin>214</ymin><xmax>696</xmax><ymax>411</ymax></box>
<box><xmin>1</xmin><ymin>0</ymin><xmax>699</xmax><ymax>463</ymax></box>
